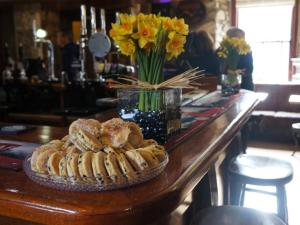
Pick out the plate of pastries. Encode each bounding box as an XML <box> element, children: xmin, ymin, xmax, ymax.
<box><xmin>23</xmin><ymin>118</ymin><xmax>168</xmax><ymax>191</ymax></box>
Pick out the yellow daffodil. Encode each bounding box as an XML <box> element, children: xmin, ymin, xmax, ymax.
<box><xmin>117</xmin><ymin>39</ymin><xmax>136</xmax><ymax>57</ymax></box>
<box><xmin>173</xmin><ymin>18</ymin><xmax>189</xmax><ymax>35</ymax></box>
<box><xmin>119</xmin><ymin>14</ymin><xmax>136</xmax><ymax>34</ymax></box>
<box><xmin>132</xmin><ymin>20</ymin><xmax>158</xmax><ymax>49</ymax></box>
<box><xmin>166</xmin><ymin>32</ymin><xmax>186</xmax><ymax>60</ymax></box>
<box><xmin>161</xmin><ymin>17</ymin><xmax>174</xmax><ymax>31</ymax></box>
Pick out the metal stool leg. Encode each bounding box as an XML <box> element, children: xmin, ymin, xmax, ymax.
<box><xmin>239</xmin><ymin>183</ymin><xmax>246</xmax><ymax>206</ymax></box>
<box><xmin>276</xmin><ymin>185</ymin><xmax>288</xmax><ymax>224</ymax></box>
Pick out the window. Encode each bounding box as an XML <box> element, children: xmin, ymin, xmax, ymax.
<box><xmin>237</xmin><ymin>1</ymin><xmax>294</xmax><ymax>84</ymax></box>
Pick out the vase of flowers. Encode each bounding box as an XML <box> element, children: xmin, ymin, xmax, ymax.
<box><xmin>217</xmin><ymin>36</ymin><xmax>251</xmax><ymax>96</ymax></box>
<box><xmin>109</xmin><ymin>13</ymin><xmax>190</xmax><ymax>143</ymax></box>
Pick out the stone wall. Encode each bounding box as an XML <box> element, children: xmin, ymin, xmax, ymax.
<box><xmin>14</xmin><ymin>3</ymin><xmax>42</xmax><ymax>59</ymax></box>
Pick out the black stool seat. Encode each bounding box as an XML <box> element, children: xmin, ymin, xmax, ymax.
<box><xmin>191</xmin><ymin>206</ymin><xmax>286</xmax><ymax>225</ymax></box>
<box><xmin>228</xmin><ymin>154</ymin><xmax>293</xmax><ymax>223</ymax></box>
<box><xmin>229</xmin><ymin>155</ymin><xmax>293</xmax><ymax>186</ymax></box>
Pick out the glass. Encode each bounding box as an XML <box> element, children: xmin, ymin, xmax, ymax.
<box><xmin>221</xmin><ymin>74</ymin><xmax>242</xmax><ymax>96</ymax></box>
<box><xmin>117</xmin><ymin>88</ymin><xmax>182</xmax><ymax>144</ymax></box>
<box><xmin>23</xmin><ymin>153</ymin><xmax>168</xmax><ymax>192</ymax></box>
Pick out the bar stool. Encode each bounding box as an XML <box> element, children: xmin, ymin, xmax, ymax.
<box><xmin>291</xmin><ymin>123</ymin><xmax>300</xmax><ymax>156</ymax></box>
<box><xmin>228</xmin><ymin>154</ymin><xmax>293</xmax><ymax>224</ymax></box>
<box><xmin>190</xmin><ymin>206</ymin><xmax>286</xmax><ymax>225</ymax></box>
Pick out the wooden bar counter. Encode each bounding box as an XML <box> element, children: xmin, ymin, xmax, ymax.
<box><xmin>0</xmin><ymin>91</ymin><xmax>259</xmax><ymax>225</ymax></box>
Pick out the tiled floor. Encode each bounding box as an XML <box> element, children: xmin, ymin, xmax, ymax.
<box><xmin>245</xmin><ymin>141</ymin><xmax>300</xmax><ymax>225</ymax></box>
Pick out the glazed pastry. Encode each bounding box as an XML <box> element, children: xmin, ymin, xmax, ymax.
<box><xmin>101</xmin><ymin>118</ymin><xmax>131</xmax><ymax>148</ymax></box>
<box><xmin>47</xmin><ymin>152</ymin><xmax>64</xmax><ymax>176</ymax></box>
<box><xmin>31</xmin><ymin>146</ymin><xmax>50</xmax><ymax>171</ymax></box>
<box><xmin>65</xmin><ymin>145</ymin><xmax>81</xmax><ymax>154</ymax></box>
<box><xmin>138</xmin><ymin>144</ymin><xmax>166</xmax><ymax>162</ymax></box>
<box><xmin>136</xmin><ymin>149</ymin><xmax>160</xmax><ymax>167</ymax></box>
<box><xmin>61</xmin><ymin>135</ymin><xmax>69</xmax><ymax>142</ymax></box>
<box><xmin>66</xmin><ymin>153</ymin><xmax>81</xmax><ymax>178</ymax></box>
<box><xmin>74</xmin><ymin>129</ymin><xmax>103</xmax><ymax>152</ymax></box>
<box><xmin>78</xmin><ymin>151</ymin><xmax>94</xmax><ymax>180</ymax></box>
<box><xmin>69</xmin><ymin>119</ymin><xmax>102</xmax><ymax>140</ymax></box>
<box><xmin>35</xmin><ymin>149</ymin><xmax>57</xmax><ymax>173</ymax></box>
<box><xmin>58</xmin><ymin>157</ymin><xmax>68</xmax><ymax>177</ymax></box>
<box><xmin>141</xmin><ymin>139</ymin><xmax>158</xmax><ymax>147</ymax></box>
<box><xmin>48</xmin><ymin>140</ymin><xmax>64</xmax><ymax>148</ymax></box>
<box><xmin>92</xmin><ymin>151</ymin><xmax>108</xmax><ymax>184</ymax></box>
<box><xmin>125</xmin><ymin>150</ymin><xmax>148</xmax><ymax>171</ymax></box>
<box><xmin>104</xmin><ymin>152</ymin><xmax>125</xmax><ymax>183</ymax></box>
<box><xmin>116</xmin><ymin>152</ymin><xmax>137</xmax><ymax>180</ymax></box>
<box><xmin>127</xmin><ymin>122</ymin><xmax>144</xmax><ymax>148</ymax></box>
<box><xmin>61</xmin><ymin>137</ymin><xmax>73</xmax><ymax>151</ymax></box>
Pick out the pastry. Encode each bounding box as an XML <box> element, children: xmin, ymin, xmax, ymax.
<box><xmin>104</xmin><ymin>152</ymin><xmax>125</xmax><ymax>183</ymax></box>
<box><xmin>92</xmin><ymin>151</ymin><xmax>109</xmax><ymax>184</ymax></box>
<box><xmin>74</xmin><ymin>129</ymin><xmax>103</xmax><ymax>152</ymax></box>
<box><xmin>136</xmin><ymin>148</ymin><xmax>160</xmax><ymax>167</ymax></box>
<box><xmin>125</xmin><ymin>150</ymin><xmax>148</xmax><ymax>171</ymax></box>
<box><xmin>66</xmin><ymin>153</ymin><xmax>81</xmax><ymax>178</ymax></box>
<box><xmin>127</xmin><ymin>122</ymin><xmax>143</xmax><ymax>148</ymax></box>
<box><xmin>59</xmin><ymin>157</ymin><xmax>68</xmax><ymax>177</ymax></box>
<box><xmin>78</xmin><ymin>151</ymin><xmax>94</xmax><ymax>180</ymax></box>
<box><xmin>47</xmin><ymin>152</ymin><xmax>64</xmax><ymax>176</ymax></box>
<box><xmin>141</xmin><ymin>139</ymin><xmax>158</xmax><ymax>147</ymax></box>
<box><xmin>61</xmin><ymin>136</ymin><xmax>73</xmax><ymax>151</ymax></box>
<box><xmin>138</xmin><ymin>144</ymin><xmax>166</xmax><ymax>162</ymax></box>
<box><xmin>31</xmin><ymin>145</ymin><xmax>51</xmax><ymax>171</ymax></box>
<box><xmin>35</xmin><ymin>149</ymin><xmax>57</xmax><ymax>173</ymax></box>
<box><xmin>48</xmin><ymin>139</ymin><xmax>64</xmax><ymax>148</ymax></box>
<box><xmin>101</xmin><ymin>118</ymin><xmax>131</xmax><ymax>148</ymax></box>
<box><xmin>116</xmin><ymin>152</ymin><xmax>137</xmax><ymax>180</ymax></box>
<box><xmin>69</xmin><ymin>119</ymin><xmax>102</xmax><ymax>140</ymax></box>
<box><xmin>65</xmin><ymin>145</ymin><xmax>81</xmax><ymax>154</ymax></box>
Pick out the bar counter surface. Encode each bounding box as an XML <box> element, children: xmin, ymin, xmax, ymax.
<box><xmin>0</xmin><ymin>90</ymin><xmax>259</xmax><ymax>225</ymax></box>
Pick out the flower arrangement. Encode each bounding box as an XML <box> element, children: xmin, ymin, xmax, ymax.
<box><xmin>109</xmin><ymin>13</ymin><xmax>189</xmax><ymax>111</ymax></box>
<box><xmin>217</xmin><ymin>36</ymin><xmax>251</xmax><ymax>75</ymax></box>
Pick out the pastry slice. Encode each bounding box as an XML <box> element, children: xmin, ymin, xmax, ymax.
<box><xmin>127</xmin><ymin>122</ymin><xmax>144</xmax><ymax>148</ymax></box>
<box><xmin>75</xmin><ymin>129</ymin><xmax>103</xmax><ymax>152</ymax></box>
<box><xmin>116</xmin><ymin>153</ymin><xmax>137</xmax><ymax>180</ymax></box>
<box><xmin>31</xmin><ymin>146</ymin><xmax>50</xmax><ymax>171</ymax></box>
<box><xmin>141</xmin><ymin>139</ymin><xmax>158</xmax><ymax>147</ymax></box>
<box><xmin>59</xmin><ymin>157</ymin><xmax>68</xmax><ymax>177</ymax></box>
<box><xmin>48</xmin><ymin>139</ymin><xmax>64</xmax><ymax>148</ymax></box>
<box><xmin>66</xmin><ymin>153</ymin><xmax>81</xmax><ymax>178</ymax></box>
<box><xmin>61</xmin><ymin>137</ymin><xmax>73</xmax><ymax>151</ymax></box>
<box><xmin>78</xmin><ymin>151</ymin><xmax>94</xmax><ymax>180</ymax></box>
<box><xmin>136</xmin><ymin>149</ymin><xmax>160</xmax><ymax>167</ymax></box>
<box><xmin>104</xmin><ymin>152</ymin><xmax>125</xmax><ymax>183</ymax></box>
<box><xmin>151</xmin><ymin>145</ymin><xmax>166</xmax><ymax>162</ymax></box>
<box><xmin>125</xmin><ymin>150</ymin><xmax>148</xmax><ymax>171</ymax></box>
<box><xmin>92</xmin><ymin>151</ymin><xmax>109</xmax><ymax>184</ymax></box>
<box><xmin>61</xmin><ymin>135</ymin><xmax>69</xmax><ymax>142</ymax></box>
<box><xmin>35</xmin><ymin>149</ymin><xmax>57</xmax><ymax>173</ymax></box>
<box><xmin>66</xmin><ymin>145</ymin><xmax>81</xmax><ymax>154</ymax></box>
<box><xmin>47</xmin><ymin>152</ymin><xmax>64</xmax><ymax>176</ymax></box>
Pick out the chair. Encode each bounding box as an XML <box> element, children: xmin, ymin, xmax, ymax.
<box><xmin>228</xmin><ymin>154</ymin><xmax>293</xmax><ymax>224</ymax></box>
<box><xmin>190</xmin><ymin>205</ymin><xmax>286</xmax><ymax>225</ymax></box>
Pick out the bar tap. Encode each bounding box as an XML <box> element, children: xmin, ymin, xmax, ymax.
<box><xmin>90</xmin><ymin>7</ymin><xmax>97</xmax><ymax>35</ymax></box>
<box><xmin>79</xmin><ymin>4</ymin><xmax>88</xmax><ymax>81</ymax></box>
<box><xmin>100</xmin><ymin>8</ymin><xmax>106</xmax><ymax>34</ymax></box>
<box><xmin>32</xmin><ymin>20</ymin><xmax>57</xmax><ymax>82</ymax></box>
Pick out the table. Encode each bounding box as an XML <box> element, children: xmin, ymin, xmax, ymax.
<box><xmin>0</xmin><ymin>91</ymin><xmax>259</xmax><ymax>225</ymax></box>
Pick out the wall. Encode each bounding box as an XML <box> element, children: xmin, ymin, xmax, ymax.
<box><xmin>13</xmin><ymin>3</ymin><xmax>42</xmax><ymax>59</ymax></box>
<box><xmin>172</xmin><ymin>0</ymin><xmax>231</xmax><ymax>48</ymax></box>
